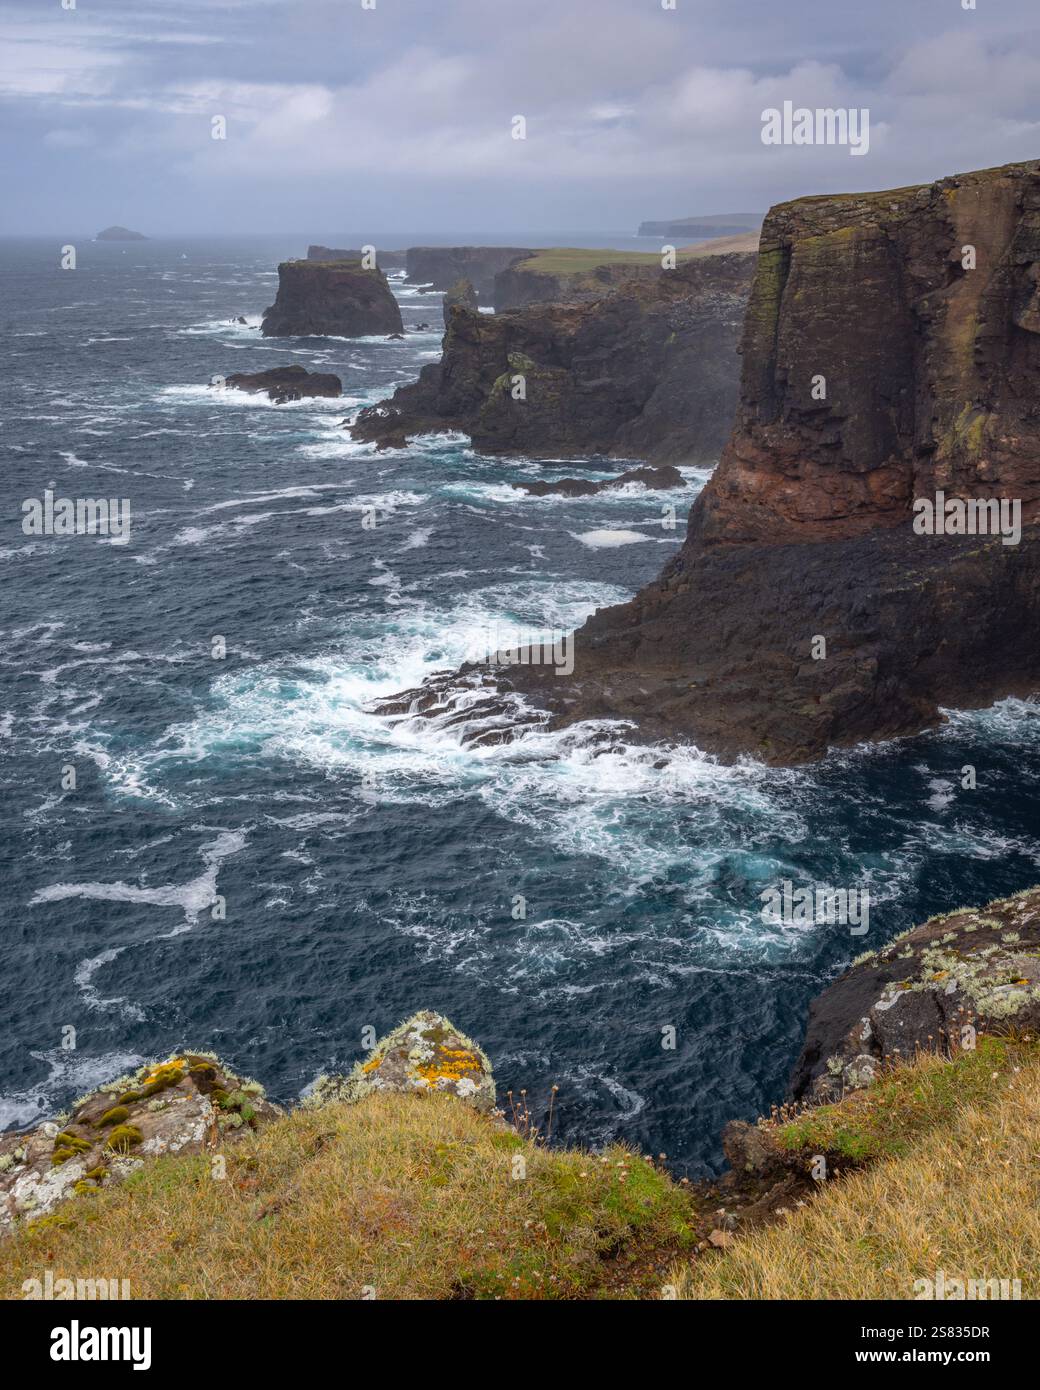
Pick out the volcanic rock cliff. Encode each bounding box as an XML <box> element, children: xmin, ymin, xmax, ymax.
<box><xmin>497</xmin><ymin>159</ymin><xmax>1040</xmax><ymax>762</ymax></box>
<box><xmin>405</xmin><ymin>246</ymin><xmax>532</xmax><ymax>300</ymax></box>
<box><xmin>262</xmin><ymin>259</ymin><xmax>403</xmax><ymax>337</ymax></box>
<box><xmin>352</xmin><ymin>251</ymin><xmax>755</xmax><ymax>465</ymax></box>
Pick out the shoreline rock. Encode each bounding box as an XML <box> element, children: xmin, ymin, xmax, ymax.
<box><xmin>224</xmin><ymin>365</ymin><xmax>342</xmax><ymax>403</ymax></box>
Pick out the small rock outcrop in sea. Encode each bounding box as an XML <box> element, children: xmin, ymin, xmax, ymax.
<box><xmin>442</xmin><ymin>277</ymin><xmax>478</xmax><ymax>326</ymax></box>
<box><xmin>224</xmin><ymin>365</ymin><xmax>342</xmax><ymax>403</ymax></box>
<box><xmin>513</xmin><ymin>463</ymin><xmax>684</xmax><ymax>497</ymax></box>
<box><xmin>790</xmin><ymin>887</ymin><xmax>1040</xmax><ymax>1104</ymax></box>
<box><xmin>261</xmin><ymin>259</ymin><xmax>403</xmax><ymax>338</ymax></box>
<box><xmin>306</xmin><ymin>244</ymin><xmax>407</xmax><ymax>271</ymax></box>
<box><xmin>496</xmin><ymin>158</ymin><xmax>1040</xmax><ymax>763</ymax></box>
<box><xmin>305</xmin><ymin>1011</ymin><xmax>495</xmax><ymax>1112</ymax></box>
<box><xmin>96</xmin><ymin>225</ymin><xmax>148</xmax><ymax>241</ymax></box>
<box><xmin>405</xmin><ymin>246</ymin><xmax>532</xmax><ymax>300</ymax></box>
<box><xmin>0</xmin><ymin>1053</ymin><xmax>279</xmax><ymax>1229</ymax></box>
<box><xmin>352</xmin><ymin>252</ymin><xmax>754</xmax><ymax>465</ymax></box>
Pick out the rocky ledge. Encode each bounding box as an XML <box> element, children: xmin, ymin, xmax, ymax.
<box><xmin>224</xmin><ymin>365</ymin><xmax>342</xmax><ymax>403</ymax></box>
<box><xmin>352</xmin><ymin>252</ymin><xmax>755</xmax><ymax>465</ymax></box>
<box><xmin>493</xmin><ymin>159</ymin><xmax>1040</xmax><ymax>762</ymax></box>
<box><xmin>307</xmin><ymin>244</ymin><xmax>407</xmax><ymax>270</ymax></box>
<box><xmin>262</xmin><ymin>259</ymin><xmax>403</xmax><ymax>338</ymax></box>
<box><xmin>790</xmin><ymin>886</ymin><xmax>1040</xmax><ymax>1104</ymax></box>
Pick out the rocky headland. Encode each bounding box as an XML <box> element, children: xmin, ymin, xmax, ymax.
<box><xmin>480</xmin><ymin>159</ymin><xmax>1040</xmax><ymax>763</ymax></box>
<box><xmin>224</xmin><ymin>365</ymin><xmax>342</xmax><ymax>403</ymax></box>
<box><xmin>637</xmin><ymin>212</ymin><xmax>762</xmax><ymax>238</ymax></box>
<box><xmin>442</xmin><ymin>276</ymin><xmax>478</xmax><ymax>325</ymax></box>
<box><xmin>261</xmin><ymin>259</ymin><xmax>403</xmax><ymax>337</ymax></box>
<box><xmin>352</xmin><ymin>250</ymin><xmax>755</xmax><ymax>464</ymax></box>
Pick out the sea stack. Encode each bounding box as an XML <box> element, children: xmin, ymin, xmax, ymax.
<box><xmin>498</xmin><ymin>159</ymin><xmax>1040</xmax><ymax>763</ymax></box>
<box><xmin>261</xmin><ymin>259</ymin><xmax>403</xmax><ymax>337</ymax></box>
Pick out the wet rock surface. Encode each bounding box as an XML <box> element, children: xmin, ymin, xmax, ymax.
<box><xmin>224</xmin><ymin>365</ymin><xmax>342</xmax><ymax>403</ymax></box>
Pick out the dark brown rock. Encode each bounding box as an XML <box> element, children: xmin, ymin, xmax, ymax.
<box><xmin>224</xmin><ymin>365</ymin><xmax>342</xmax><ymax>403</ymax></box>
<box><xmin>352</xmin><ymin>253</ymin><xmax>754</xmax><ymax>465</ymax></box>
<box><xmin>442</xmin><ymin>277</ymin><xmax>478</xmax><ymax>327</ymax></box>
<box><xmin>261</xmin><ymin>259</ymin><xmax>403</xmax><ymax>338</ymax></box>
<box><xmin>513</xmin><ymin>464</ymin><xmax>685</xmax><ymax>497</ymax></box>
<box><xmin>499</xmin><ymin>159</ymin><xmax>1040</xmax><ymax>762</ymax></box>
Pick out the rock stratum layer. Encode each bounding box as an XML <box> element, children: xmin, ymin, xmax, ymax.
<box><xmin>497</xmin><ymin>160</ymin><xmax>1040</xmax><ymax>762</ymax></box>
<box><xmin>352</xmin><ymin>252</ymin><xmax>755</xmax><ymax>464</ymax></box>
<box><xmin>262</xmin><ymin>259</ymin><xmax>403</xmax><ymax>338</ymax></box>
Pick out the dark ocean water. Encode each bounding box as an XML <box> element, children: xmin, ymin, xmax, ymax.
<box><xmin>2</xmin><ymin>234</ymin><xmax>1039</xmax><ymax>1177</ymax></box>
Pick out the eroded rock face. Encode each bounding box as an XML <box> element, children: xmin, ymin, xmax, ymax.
<box><xmin>224</xmin><ymin>365</ymin><xmax>342</xmax><ymax>403</ymax></box>
<box><xmin>0</xmin><ymin>1054</ymin><xmax>280</xmax><ymax>1229</ymax></box>
<box><xmin>442</xmin><ymin>277</ymin><xmax>478</xmax><ymax>326</ymax></box>
<box><xmin>405</xmin><ymin>246</ymin><xmax>532</xmax><ymax>300</ymax></box>
<box><xmin>262</xmin><ymin>260</ymin><xmax>403</xmax><ymax>337</ymax></box>
<box><xmin>352</xmin><ymin>253</ymin><xmax>754</xmax><ymax>465</ymax></box>
<box><xmin>499</xmin><ymin>160</ymin><xmax>1040</xmax><ymax>763</ymax></box>
<box><xmin>790</xmin><ymin>888</ymin><xmax>1040</xmax><ymax>1104</ymax></box>
<box><xmin>305</xmin><ymin>1011</ymin><xmax>496</xmax><ymax>1112</ymax></box>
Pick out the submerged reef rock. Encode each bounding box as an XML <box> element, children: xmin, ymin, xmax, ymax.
<box><xmin>791</xmin><ymin>887</ymin><xmax>1040</xmax><ymax>1104</ymax></box>
<box><xmin>0</xmin><ymin>1053</ymin><xmax>279</xmax><ymax>1229</ymax></box>
<box><xmin>306</xmin><ymin>1011</ymin><xmax>495</xmax><ymax>1112</ymax></box>
<box><xmin>261</xmin><ymin>259</ymin><xmax>403</xmax><ymax>337</ymax></box>
<box><xmin>352</xmin><ymin>251</ymin><xmax>754</xmax><ymax>466</ymax></box>
<box><xmin>224</xmin><ymin>365</ymin><xmax>342</xmax><ymax>403</ymax></box>
<box><xmin>490</xmin><ymin>159</ymin><xmax>1040</xmax><ymax>763</ymax></box>
<box><xmin>405</xmin><ymin>246</ymin><xmax>532</xmax><ymax>300</ymax></box>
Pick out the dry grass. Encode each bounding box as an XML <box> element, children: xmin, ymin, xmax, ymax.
<box><xmin>519</xmin><ymin>234</ymin><xmax>757</xmax><ymax>278</ymax></box>
<box><xmin>1</xmin><ymin>1092</ymin><xmax>695</xmax><ymax>1301</ymax></box>
<box><xmin>673</xmin><ymin>1041</ymin><xmax>1040</xmax><ymax>1300</ymax></box>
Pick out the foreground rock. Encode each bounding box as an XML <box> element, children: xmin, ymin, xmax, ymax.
<box><xmin>262</xmin><ymin>259</ymin><xmax>403</xmax><ymax>337</ymax></box>
<box><xmin>352</xmin><ymin>252</ymin><xmax>754</xmax><ymax>465</ymax></box>
<box><xmin>306</xmin><ymin>1010</ymin><xmax>495</xmax><ymax>1112</ymax></box>
<box><xmin>495</xmin><ymin>159</ymin><xmax>1040</xmax><ymax>762</ymax></box>
<box><xmin>514</xmin><ymin>463</ymin><xmax>684</xmax><ymax>497</ymax></box>
<box><xmin>791</xmin><ymin>887</ymin><xmax>1040</xmax><ymax>1104</ymax></box>
<box><xmin>224</xmin><ymin>365</ymin><xmax>342</xmax><ymax>403</ymax></box>
<box><xmin>0</xmin><ymin>1053</ymin><xmax>279</xmax><ymax>1229</ymax></box>
<box><xmin>405</xmin><ymin>246</ymin><xmax>532</xmax><ymax>300</ymax></box>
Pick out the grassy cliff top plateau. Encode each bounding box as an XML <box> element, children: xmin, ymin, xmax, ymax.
<box><xmin>517</xmin><ymin>233</ymin><xmax>759</xmax><ymax>276</ymax></box>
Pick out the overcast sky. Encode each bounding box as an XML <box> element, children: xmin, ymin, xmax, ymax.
<box><xmin>2</xmin><ymin>0</ymin><xmax>1038</xmax><ymax>236</ymax></box>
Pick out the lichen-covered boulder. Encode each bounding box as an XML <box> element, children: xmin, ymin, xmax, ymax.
<box><xmin>307</xmin><ymin>1011</ymin><xmax>495</xmax><ymax>1112</ymax></box>
<box><xmin>0</xmin><ymin>1053</ymin><xmax>280</xmax><ymax>1230</ymax></box>
<box><xmin>791</xmin><ymin>888</ymin><xmax>1040</xmax><ymax>1103</ymax></box>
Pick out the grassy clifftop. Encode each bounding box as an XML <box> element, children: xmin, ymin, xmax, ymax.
<box><xmin>2</xmin><ymin>1033</ymin><xmax>1037</xmax><ymax>1300</ymax></box>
